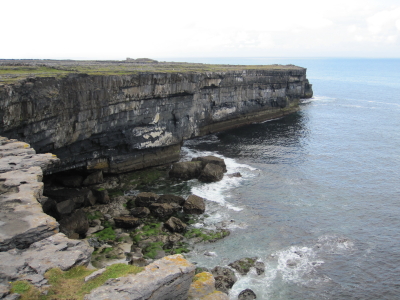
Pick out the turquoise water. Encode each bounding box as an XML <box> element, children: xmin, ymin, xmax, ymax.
<box><xmin>165</xmin><ymin>58</ymin><xmax>400</xmax><ymax>299</ymax></box>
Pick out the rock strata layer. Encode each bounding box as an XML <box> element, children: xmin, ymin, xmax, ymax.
<box><xmin>0</xmin><ymin>68</ymin><xmax>312</xmax><ymax>174</ymax></box>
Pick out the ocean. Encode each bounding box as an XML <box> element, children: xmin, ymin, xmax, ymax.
<box><xmin>157</xmin><ymin>58</ymin><xmax>400</xmax><ymax>299</ymax></box>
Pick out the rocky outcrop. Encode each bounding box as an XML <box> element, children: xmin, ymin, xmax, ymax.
<box><xmin>0</xmin><ymin>137</ymin><xmax>59</xmax><ymax>251</ymax></box>
<box><xmin>188</xmin><ymin>272</ymin><xmax>229</xmax><ymax>300</ymax></box>
<box><xmin>0</xmin><ymin>137</ymin><xmax>93</xmax><ymax>293</ymax></box>
<box><xmin>0</xmin><ymin>233</ymin><xmax>92</xmax><ymax>286</ymax></box>
<box><xmin>84</xmin><ymin>254</ymin><xmax>195</xmax><ymax>300</ymax></box>
<box><xmin>0</xmin><ymin>68</ymin><xmax>312</xmax><ymax>174</ymax></box>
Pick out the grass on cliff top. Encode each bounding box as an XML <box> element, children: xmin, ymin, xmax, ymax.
<box><xmin>0</xmin><ymin>60</ymin><xmax>303</xmax><ymax>85</ymax></box>
<box><xmin>10</xmin><ymin>264</ymin><xmax>143</xmax><ymax>300</ymax></box>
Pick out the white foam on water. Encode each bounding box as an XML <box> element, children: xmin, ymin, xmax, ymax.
<box><xmin>181</xmin><ymin>147</ymin><xmax>257</xmax><ymax>212</ymax></box>
<box><xmin>300</xmin><ymin>95</ymin><xmax>336</xmax><ymax>104</ymax></box>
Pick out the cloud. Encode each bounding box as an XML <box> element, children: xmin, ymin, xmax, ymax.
<box><xmin>1</xmin><ymin>0</ymin><xmax>400</xmax><ymax>58</ymax></box>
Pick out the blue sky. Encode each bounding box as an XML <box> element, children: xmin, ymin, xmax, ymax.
<box><xmin>2</xmin><ymin>0</ymin><xmax>400</xmax><ymax>59</ymax></box>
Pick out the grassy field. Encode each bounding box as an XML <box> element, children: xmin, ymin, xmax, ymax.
<box><xmin>0</xmin><ymin>59</ymin><xmax>303</xmax><ymax>85</ymax></box>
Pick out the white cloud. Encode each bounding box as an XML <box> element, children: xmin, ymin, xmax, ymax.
<box><xmin>1</xmin><ymin>0</ymin><xmax>400</xmax><ymax>58</ymax></box>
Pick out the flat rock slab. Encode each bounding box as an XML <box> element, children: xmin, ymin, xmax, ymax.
<box><xmin>0</xmin><ymin>233</ymin><xmax>93</xmax><ymax>286</ymax></box>
<box><xmin>85</xmin><ymin>254</ymin><xmax>195</xmax><ymax>300</ymax></box>
<box><xmin>0</xmin><ymin>138</ymin><xmax>60</xmax><ymax>251</ymax></box>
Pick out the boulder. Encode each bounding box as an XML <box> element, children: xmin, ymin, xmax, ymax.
<box><xmin>158</xmin><ymin>194</ymin><xmax>186</xmax><ymax>206</ymax></box>
<box><xmin>91</xmin><ymin>189</ymin><xmax>110</xmax><ymax>204</ymax></box>
<box><xmin>188</xmin><ymin>272</ymin><xmax>215</xmax><ymax>299</ymax></box>
<box><xmin>238</xmin><ymin>289</ymin><xmax>257</xmax><ymax>300</ymax></box>
<box><xmin>135</xmin><ymin>192</ymin><xmax>160</xmax><ymax>207</ymax></box>
<box><xmin>129</xmin><ymin>257</ymin><xmax>148</xmax><ymax>267</ymax></box>
<box><xmin>56</xmin><ymin>174</ymin><xmax>84</xmax><ymax>187</ymax></box>
<box><xmin>82</xmin><ymin>171</ymin><xmax>103</xmax><ymax>186</ymax></box>
<box><xmin>55</xmin><ymin>199</ymin><xmax>75</xmax><ymax>218</ymax></box>
<box><xmin>164</xmin><ymin>217</ymin><xmax>187</xmax><ymax>233</ymax></box>
<box><xmin>227</xmin><ymin>172</ymin><xmax>242</xmax><ymax>178</ymax></box>
<box><xmin>114</xmin><ymin>216</ymin><xmax>141</xmax><ymax>229</ymax></box>
<box><xmin>44</xmin><ymin>188</ymin><xmax>96</xmax><ymax>208</ymax></box>
<box><xmin>198</xmin><ymin>163</ymin><xmax>224</xmax><ymax>182</ymax></box>
<box><xmin>188</xmin><ymin>272</ymin><xmax>229</xmax><ymax>300</ymax></box>
<box><xmin>192</xmin><ymin>156</ymin><xmax>227</xmax><ymax>172</ymax></box>
<box><xmin>58</xmin><ymin>209</ymin><xmax>89</xmax><ymax>239</ymax></box>
<box><xmin>169</xmin><ymin>161</ymin><xmax>203</xmax><ymax>180</ymax></box>
<box><xmin>150</xmin><ymin>203</ymin><xmax>177</xmax><ymax>218</ymax></box>
<box><xmin>183</xmin><ymin>194</ymin><xmax>205</xmax><ymax>214</ymax></box>
<box><xmin>211</xmin><ymin>266</ymin><xmax>238</xmax><ymax>294</ymax></box>
<box><xmin>254</xmin><ymin>261</ymin><xmax>265</xmax><ymax>275</ymax></box>
<box><xmin>229</xmin><ymin>257</ymin><xmax>257</xmax><ymax>275</ymax></box>
<box><xmin>84</xmin><ymin>254</ymin><xmax>195</xmax><ymax>300</ymax></box>
<box><xmin>0</xmin><ymin>233</ymin><xmax>92</xmax><ymax>287</ymax></box>
<box><xmin>130</xmin><ymin>207</ymin><xmax>150</xmax><ymax>218</ymax></box>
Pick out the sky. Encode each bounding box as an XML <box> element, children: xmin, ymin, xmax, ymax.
<box><xmin>2</xmin><ymin>0</ymin><xmax>400</xmax><ymax>59</ymax></box>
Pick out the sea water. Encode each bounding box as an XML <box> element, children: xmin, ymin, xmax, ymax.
<box><xmin>157</xmin><ymin>58</ymin><xmax>400</xmax><ymax>299</ymax></box>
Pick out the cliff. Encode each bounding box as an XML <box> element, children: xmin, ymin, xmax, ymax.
<box><xmin>0</xmin><ymin>61</ymin><xmax>312</xmax><ymax>174</ymax></box>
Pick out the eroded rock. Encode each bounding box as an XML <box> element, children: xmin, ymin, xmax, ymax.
<box><xmin>183</xmin><ymin>194</ymin><xmax>205</xmax><ymax>214</ymax></box>
<box><xmin>198</xmin><ymin>163</ymin><xmax>224</xmax><ymax>182</ymax></box>
<box><xmin>84</xmin><ymin>254</ymin><xmax>195</xmax><ymax>300</ymax></box>
<box><xmin>238</xmin><ymin>289</ymin><xmax>257</xmax><ymax>300</ymax></box>
<box><xmin>0</xmin><ymin>233</ymin><xmax>92</xmax><ymax>287</ymax></box>
<box><xmin>165</xmin><ymin>217</ymin><xmax>187</xmax><ymax>233</ymax></box>
<box><xmin>135</xmin><ymin>192</ymin><xmax>160</xmax><ymax>207</ymax></box>
<box><xmin>192</xmin><ymin>156</ymin><xmax>227</xmax><ymax>172</ymax></box>
<box><xmin>169</xmin><ymin>161</ymin><xmax>203</xmax><ymax>180</ymax></box>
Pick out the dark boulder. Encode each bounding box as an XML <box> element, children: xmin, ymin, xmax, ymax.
<box><xmin>91</xmin><ymin>189</ymin><xmax>110</xmax><ymax>204</ymax></box>
<box><xmin>229</xmin><ymin>257</ymin><xmax>258</xmax><ymax>275</ymax></box>
<box><xmin>82</xmin><ymin>171</ymin><xmax>103</xmax><ymax>186</ymax></box>
<box><xmin>44</xmin><ymin>188</ymin><xmax>95</xmax><ymax>208</ymax></box>
<box><xmin>164</xmin><ymin>217</ymin><xmax>187</xmax><ymax>233</ymax></box>
<box><xmin>114</xmin><ymin>216</ymin><xmax>141</xmax><ymax>229</ymax></box>
<box><xmin>150</xmin><ymin>203</ymin><xmax>177</xmax><ymax>218</ymax></box>
<box><xmin>158</xmin><ymin>194</ymin><xmax>186</xmax><ymax>206</ymax></box>
<box><xmin>192</xmin><ymin>156</ymin><xmax>227</xmax><ymax>172</ymax></box>
<box><xmin>56</xmin><ymin>174</ymin><xmax>84</xmax><ymax>187</ymax></box>
<box><xmin>183</xmin><ymin>194</ymin><xmax>205</xmax><ymax>214</ymax></box>
<box><xmin>55</xmin><ymin>199</ymin><xmax>75</xmax><ymax>218</ymax></box>
<box><xmin>135</xmin><ymin>192</ymin><xmax>160</xmax><ymax>207</ymax></box>
<box><xmin>130</xmin><ymin>207</ymin><xmax>151</xmax><ymax>218</ymax></box>
<box><xmin>198</xmin><ymin>163</ymin><xmax>224</xmax><ymax>182</ymax></box>
<box><xmin>238</xmin><ymin>289</ymin><xmax>257</xmax><ymax>300</ymax></box>
<box><xmin>58</xmin><ymin>209</ymin><xmax>89</xmax><ymax>239</ymax></box>
<box><xmin>169</xmin><ymin>161</ymin><xmax>203</xmax><ymax>180</ymax></box>
<box><xmin>211</xmin><ymin>266</ymin><xmax>238</xmax><ymax>293</ymax></box>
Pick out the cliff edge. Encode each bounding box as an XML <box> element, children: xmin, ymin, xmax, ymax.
<box><xmin>0</xmin><ymin>60</ymin><xmax>313</xmax><ymax>174</ymax></box>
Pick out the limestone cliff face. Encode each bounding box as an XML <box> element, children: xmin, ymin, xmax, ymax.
<box><xmin>0</xmin><ymin>69</ymin><xmax>312</xmax><ymax>173</ymax></box>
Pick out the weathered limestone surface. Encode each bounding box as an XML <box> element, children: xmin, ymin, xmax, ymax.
<box><xmin>0</xmin><ymin>233</ymin><xmax>92</xmax><ymax>286</ymax></box>
<box><xmin>0</xmin><ymin>137</ymin><xmax>59</xmax><ymax>251</ymax></box>
<box><xmin>0</xmin><ymin>69</ymin><xmax>312</xmax><ymax>174</ymax></box>
<box><xmin>84</xmin><ymin>254</ymin><xmax>196</xmax><ymax>300</ymax></box>
<box><xmin>188</xmin><ymin>272</ymin><xmax>229</xmax><ymax>300</ymax></box>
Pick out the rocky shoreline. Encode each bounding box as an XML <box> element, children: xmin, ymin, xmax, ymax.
<box><xmin>0</xmin><ymin>137</ymin><xmax>261</xmax><ymax>299</ymax></box>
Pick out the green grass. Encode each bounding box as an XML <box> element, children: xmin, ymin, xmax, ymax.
<box><xmin>184</xmin><ymin>228</ymin><xmax>230</xmax><ymax>242</ymax></box>
<box><xmin>94</xmin><ymin>227</ymin><xmax>116</xmax><ymax>241</ymax></box>
<box><xmin>0</xmin><ymin>60</ymin><xmax>304</xmax><ymax>85</ymax></box>
<box><xmin>86</xmin><ymin>211</ymin><xmax>102</xmax><ymax>221</ymax></box>
<box><xmin>10</xmin><ymin>264</ymin><xmax>143</xmax><ymax>300</ymax></box>
<box><xmin>143</xmin><ymin>242</ymin><xmax>164</xmax><ymax>259</ymax></box>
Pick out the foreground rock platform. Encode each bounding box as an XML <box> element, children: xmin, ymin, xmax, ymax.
<box><xmin>85</xmin><ymin>254</ymin><xmax>196</xmax><ymax>300</ymax></box>
<box><xmin>0</xmin><ymin>137</ymin><xmax>93</xmax><ymax>293</ymax></box>
<box><xmin>0</xmin><ymin>137</ymin><xmax>59</xmax><ymax>251</ymax></box>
